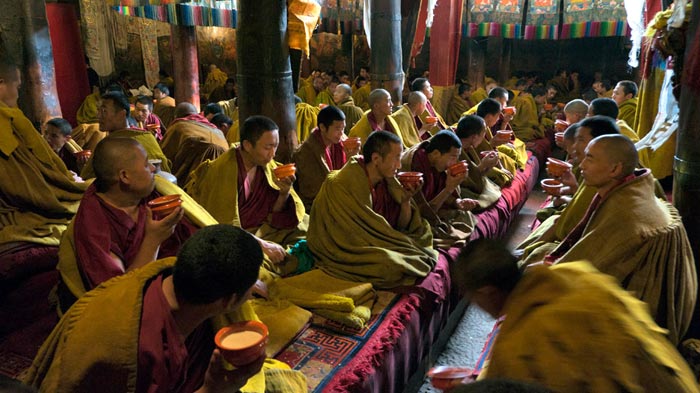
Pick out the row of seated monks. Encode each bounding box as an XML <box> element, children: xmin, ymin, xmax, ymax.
<box><xmin>0</xmin><ymin>56</ymin><xmax>697</xmax><ymax>391</ymax></box>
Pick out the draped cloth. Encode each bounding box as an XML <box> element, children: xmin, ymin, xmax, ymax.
<box><xmin>70</xmin><ymin>123</ymin><xmax>106</xmax><ymax>151</ymax></box>
<box><xmin>153</xmin><ymin>96</ymin><xmax>176</xmax><ymax>128</ymax></box>
<box><xmin>549</xmin><ymin>170</ymin><xmax>697</xmax><ymax>344</ymax></box>
<box><xmin>335</xmin><ymin>97</ymin><xmax>364</xmax><ymax>133</ymax></box>
<box><xmin>390</xmin><ymin>105</ymin><xmax>424</xmax><ymax>148</ymax></box>
<box><xmin>484</xmin><ymin>262</ymin><xmax>699</xmax><ymax>392</ymax></box>
<box><xmin>460</xmin><ymin>146</ymin><xmax>502</xmax><ymax>210</ymax></box>
<box><xmin>0</xmin><ymin>104</ymin><xmax>86</xmax><ymax>247</ymax></box>
<box><xmin>349</xmin><ymin>111</ymin><xmax>404</xmax><ymax>146</ymax></box>
<box><xmin>160</xmin><ymin>116</ymin><xmax>229</xmax><ymax>163</ymax></box>
<box><xmin>307</xmin><ymin>157</ymin><xmax>437</xmax><ymax>289</ymax></box>
<box><xmin>510</xmin><ymin>93</ymin><xmax>544</xmax><ymax>141</ymax></box>
<box><xmin>446</xmin><ymin>91</ymin><xmax>472</xmax><ymax>125</ymax></box>
<box><xmin>294</xmin><ymin>102</ymin><xmax>319</xmax><ymax>143</ymax></box>
<box><xmin>292</xmin><ymin>128</ymin><xmax>347</xmax><ymax>210</ymax></box>
<box><xmin>351</xmin><ymin>83</ymin><xmax>371</xmax><ymax>111</ymax></box>
<box><xmin>75</xmin><ymin>92</ymin><xmax>100</xmax><ymax>124</ymax></box>
<box><xmin>617</xmin><ymin>97</ymin><xmax>638</xmax><ymax>128</ymax></box>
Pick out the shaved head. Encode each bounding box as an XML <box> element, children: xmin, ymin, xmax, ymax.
<box><xmin>336</xmin><ymin>83</ymin><xmax>352</xmax><ymax>96</ymax></box>
<box><xmin>564</xmin><ymin>99</ymin><xmax>588</xmax><ymax>117</ymax></box>
<box><xmin>368</xmin><ymin>88</ymin><xmax>390</xmax><ymax>109</ymax></box>
<box><xmin>407</xmin><ymin>91</ymin><xmax>427</xmax><ymax>107</ymax></box>
<box><xmin>175</xmin><ymin>102</ymin><xmax>198</xmax><ymax>118</ymax></box>
<box><xmin>589</xmin><ymin>134</ymin><xmax>638</xmax><ymax>178</ymax></box>
<box><xmin>93</xmin><ymin>137</ymin><xmax>144</xmax><ymax>192</ymax></box>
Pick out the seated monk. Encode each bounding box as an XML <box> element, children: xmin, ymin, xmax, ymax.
<box><xmin>44</xmin><ymin>117</ymin><xmax>86</xmax><ymax>174</ymax></box>
<box><xmin>391</xmin><ymin>91</ymin><xmax>437</xmax><ymax>147</ymax></box>
<box><xmin>517</xmin><ymin>116</ymin><xmax>620</xmax><ymax>264</ymax></box>
<box><xmin>160</xmin><ymin>102</ymin><xmax>229</xmax><ymax>166</ymax></box>
<box><xmin>80</xmin><ymin>91</ymin><xmax>171</xmax><ymax>179</ymax></box>
<box><xmin>612</xmin><ymin>80</ymin><xmax>638</xmax><ymax>128</ymax></box>
<box><xmin>349</xmin><ymin>88</ymin><xmax>404</xmax><ymax>146</ymax></box>
<box><xmin>332</xmin><ymin>83</ymin><xmax>364</xmax><ymax>133</ymax></box>
<box><xmin>454</xmin><ymin>115</ymin><xmax>503</xmax><ymax>210</ymax></box>
<box><xmin>588</xmin><ymin>97</ymin><xmax>639</xmax><ymax>142</ymax></box>
<box><xmin>400</xmin><ymin>130</ymin><xmax>478</xmax><ymax>248</ymax></box>
<box><xmin>57</xmin><ymin>138</ymin><xmax>199</xmax><ymax>311</ymax></box>
<box><xmin>307</xmin><ymin>130</ymin><xmax>437</xmax><ymax>288</ymax></box>
<box><xmin>352</xmin><ymin>79</ymin><xmax>371</xmax><ymax>111</ymax></box>
<box><xmin>474</xmin><ymin>99</ymin><xmax>518</xmax><ymax>187</ymax></box>
<box><xmin>293</xmin><ymin>106</ymin><xmax>360</xmax><ymax>210</ymax></box>
<box><xmin>445</xmin><ymin>82</ymin><xmax>473</xmax><ymax>125</ymax></box>
<box><xmin>314</xmin><ymin>76</ymin><xmax>338</xmax><ymax>107</ymax></box>
<box><xmin>186</xmin><ymin>116</ymin><xmax>307</xmax><ymax>276</ymax></box>
<box><xmin>75</xmin><ymin>86</ymin><xmax>100</xmax><ymax>125</ymax></box>
<box><xmin>545</xmin><ymin>134</ymin><xmax>697</xmax><ymax>344</ymax></box>
<box><xmin>0</xmin><ymin>60</ymin><xmax>87</xmax><ymax>248</ymax></box>
<box><xmin>486</xmin><ymin>87</ymin><xmax>528</xmax><ymax>169</ymax></box>
<box><xmin>133</xmin><ymin>95</ymin><xmax>166</xmax><ymax>141</ymax></box>
<box><xmin>152</xmin><ymin>82</ymin><xmax>176</xmax><ymax>128</ymax></box>
<box><xmin>469</xmin><ymin>77</ymin><xmax>497</xmax><ymax>105</ymax></box>
<box><xmin>510</xmin><ymin>85</ymin><xmax>546</xmax><ymax>141</ymax></box>
<box><xmin>297</xmin><ymin>74</ymin><xmax>322</xmax><ymax>105</ymax></box>
<box><xmin>562</xmin><ymin>99</ymin><xmax>588</xmax><ymax>126</ymax></box>
<box><xmin>451</xmin><ymin>240</ymin><xmax>699</xmax><ymax>392</ymax></box>
<box><xmin>27</xmin><ymin>225</ymin><xmax>283</xmax><ymax>393</ymax></box>
<box><xmin>410</xmin><ymin>77</ymin><xmax>448</xmax><ymax>134</ymax></box>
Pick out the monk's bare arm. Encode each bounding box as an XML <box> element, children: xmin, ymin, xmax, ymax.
<box><xmin>429</xmin><ymin>172</ymin><xmax>466</xmax><ymax>211</ymax></box>
<box><xmin>272</xmin><ymin>175</ymin><xmax>294</xmax><ymax>213</ymax></box>
<box><xmin>128</xmin><ymin>207</ymin><xmax>184</xmax><ymax>271</ymax></box>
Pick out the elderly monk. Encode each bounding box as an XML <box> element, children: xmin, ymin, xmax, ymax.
<box><xmin>133</xmin><ymin>95</ymin><xmax>165</xmax><ymax>141</ymax></box>
<box><xmin>517</xmin><ymin>116</ymin><xmax>620</xmax><ymax>264</ymax></box>
<box><xmin>186</xmin><ymin>116</ymin><xmax>306</xmax><ymax>276</ymax></box>
<box><xmin>308</xmin><ymin>131</ymin><xmax>436</xmax><ymax>288</ymax></box>
<box><xmin>349</xmin><ymin>88</ymin><xmax>404</xmax><ymax>146</ymax></box>
<box><xmin>80</xmin><ymin>91</ymin><xmax>170</xmax><ymax>179</ymax></box>
<box><xmin>451</xmin><ymin>240</ymin><xmax>699</xmax><ymax>392</ymax></box>
<box><xmin>391</xmin><ymin>91</ymin><xmax>436</xmax><ymax>147</ymax></box>
<box><xmin>401</xmin><ymin>130</ymin><xmax>478</xmax><ymax>247</ymax></box>
<box><xmin>410</xmin><ymin>77</ymin><xmax>448</xmax><ymax>134</ymax></box>
<box><xmin>454</xmin><ymin>115</ymin><xmax>502</xmax><ymax>210</ymax></box>
<box><xmin>588</xmin><ymin>97</ymin><xmax>639</xmax><ymax>142</ymax></box>
<box><xmin>612</xmin><ymin>80</ymin><xmax>638</xmax><ymax>128</ymax></box>
<box><xmin>160</xmin><ymin>102</ymin><xmax>229</xmax><ymax>165</ymax></box>
<box><xmin>57</xmin><ymin>138</ymin><xmax>201</xmax><ymax>310</ymax></box>
<box><xmin>293</xmin><ymin>106</ymin><xmax>359</xmax><ymax>210</ymax></box>
<box><xmin>332</xmin><ymin>83</ymin><xmax>363</xmax><ymax>133</ymax></box>
<box><xmin>28</xmin><ymin>226</ymin><xmax>272</xmax><ymax>393</ymax></box>
<box><xmin>545</xmin><ymin>135</ymin><xmax>697</xmax><ymax>344</ymax></box>
<box><xmin>0</xmin><ymin>60</ymin><xmax>86</xmax><ymax>248</ymax></box>
<box><xmin>152</xmin><ymin>82</ymin><xmax>176</xmax><ymax>128</ymax></box>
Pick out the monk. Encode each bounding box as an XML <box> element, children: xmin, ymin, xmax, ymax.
<box><xmin>451</xmin><ymin>239</ymin><xmax>699</xmax><ymax>392</ymax></box>
<box><xmin>612</xmin><ymin>80</ymin><xmax>638</xmax><ymax>127</ymax></box>
<box><xmin>314</xmin><ymin>76</ymin><xmax>338</xmax><ymax>107</ymax></box>
<box><xmin>297</xmin><ymin>74</ymin><xmax>322</xmax><ymax>105</ymax></box>
<box><xmin>445</xmin><ymin>82</ymin><xmax>473</xmax><ymax>125</ymax></box>
<box><xmin>588</xmin><ymin>97</ymin><xmax>639</xmax><ymax>142</ymax></box>
<box><xmin>547</xmin><ymin>69</ymin><xmax>571</xmax><ymax>103</ymax></box>
<box><xmin>454</xmin><ymin>115</ymin><xmax>503</xmax><ymax>210</ymax></box>
<box><xmin>510</xmin><ymin>85</ymin><xmax>546</xmax><ymax>141</ymax></box>
<box><xmin>203</xmin><ymin>103</ymin><xmax>223</xmax><ymax>122</ymax></box>
<box><xmin>562</xmin><ymin>99</ymin><xmax>588</xmax><ymax>125</ymax></box>
<box><xmin>410</xmin><ymin>77</ymin><xmax>448</xmax><ymax>134</ymax></box>
<box><xmin>186</xmin><ymin>116</ymin><xmax>306</xmax><ymax>276</ymax></box>
<box><xmin>132</xmin><ymin>95</ymin><xmax>165</xmax><ymax>141</ymax></box>
<box><xmin>160</xmin><ymin>102</ymin><xmax>229</xmax><ymax>162</ymax></box>
<box><xmin>203</xmin><ymin>64</ymin><xmax>228</xmax><ymax>99</ymax></box>
<box><xmin>80</xmin><ymin>91</ymin><xmax>171</xmax><ymax>179</ymax></box>
<box><xmin>516</xmin><ymin>116</ymin><xmax>620</xmax><ymax>264</ymax></box>
<box><xmin>0</xmin><ymin>60</ymin><xmax>86</xmax><ymax>248</ymax></box>
<box><xmin>57</xmin><ymin>138</ymin><xmax>200</xmax><ymax>309</ymax></box>
<box><xmin>400</xmin><ymin>130</ymin><xmax>478</xmax><ymax>247</ymax></box>
<box><xmin>352</xmin><ymin>66</ymin><xmax>370</xmax><ymax>93</ymax></box>
<box><xmin>474</xmin><ymin>99</ymin><xmax>517</xmax><ymax>187</ymax></box>
<box><xmin>592</xmin><ymin>79</ymin><xmax>613</xmax><ymax>98</ymax></box>
<box><xmin>307</xmin><ymin>131</ymin><xmax>437</xmax><ymax>288</ymax></box>
<box><xmin>208</xmin><ymin>77</ymin><xmax>236</xmax><ymax>103</ymax></box>
<box><xmin>44</xmin><ymin>117</ymin><xmax>84</xmax><ymax>174</ymax></box>
<box><xmin>75</xmin><ymin>85</ymin><xmax>101</xmax><ymax>125</ymax></box>
<box><xmin>390</xmin><ymin>91</ymin><xmax>436</xmax><ymax>147</ymax></box>
<box><xmin>152</xmin><ymin>82</ymin><xmax>176</xmax><ymax>128</ymax></box>
<box><xmin>332</xmin><ymin>83</ymin><xmax>364</xmax><ymax>133</ymax></box>
<box><xmin>546</xmin><ymin>135</ymin><xmax>697</xmax><ymax>344</ymax></box>
<box><xmin>28</xmin><ymin>225</ymin><xmax>268</xmax><ymax>393</ymax></box>
<box><xmin>293</xmin><ymin>106</ymin><xmax>359</xmax><ymax>210</ymax></box>
<box><xmin>352</xmin><ymin>78</ymin><xmax>371</xmax><ymax>111</ymax></box>
<box><xmin>469</xmin><ymin>77</ymin><xmax>497</xmax><ymax>105</ymax></box>
<box><xmin>292</xmin><ymin>98</ymin><xmax>320</xmax><ymax>143</ymax></box>
<box><xmin>349</xmin><ymin>88</ymin><xmax>404</xmax><ymax>146</ymax></box>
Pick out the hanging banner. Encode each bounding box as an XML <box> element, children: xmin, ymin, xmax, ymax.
<box><xmin>560</xmin><ymin>0</ymin><xmax>629</xmax><ymax>39</ymax></box>
<box><xmin>111</xmin><ymin>1</ymin><xmax>237</xmax><ymax>28</ymax></box>
<box><xmin>465</xmin><ymin>0</ymin><xmax>523</xmax><ymax>38</ymax></box>
<box><xmin>288</xmin><ymin>0</ymin><xmax>322</xmax><ymax>57</ymax></box>
<box><xmin>317</xmin><ymin>0</ymin><xmax>362</xmax><ymax>34</ymax></box>
<box><xmin>524</xmin><ymin>0</ymin><xmax>559</xmax><ymax>39</ymax></box>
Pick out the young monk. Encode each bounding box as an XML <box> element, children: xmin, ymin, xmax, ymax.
<box><xmin>186</xmin><ymin>116</ymin><xmax>306</xmax><ymax>276</ymax></box>
<box><xmin>474</xmin><ymin>99</ymin><xmax>516</xmax><ymax>187</ymax></box>
<box><xmin>80</xmin><ymin>91</ymin><xmax>171</xmax><ymax>179</ymax></box>
<box><xmin>349</xmin><ymin>88</ymin><xmax>404</xmax><ymax>146</ymax></box>
<box><xmin>588</xmin><ymin>97</ymin><xmax>639</xmax><ymax>142</ymax></box>
<box><xmin>390</xmin><ymin>91</ymin><xmax>436</xmax><ymax>147</ymax></box>
<box><xmin>44</xmin><ymin>117</ymin><xmax>83</xmax><ymax>174</ymax></box>
<box><xmin>451</xmin><ymin>239</ymin><xmax>698</xmax><ymax>392</ymax></box>
<box><xmin>410</xmin><ymin>77</ymin><xmax>447</xmax><ymax>133</ymax></box>
<box><xmin>612</xmin><ymin>80</ymin><xmax>638</xmax><ymax>127</ymax></box>
<box><xmin>152</xmin><ymin>83</ymin><xmax>176</xmax><ymax>128</ymax></box>
<box><xmin>293</xmin><ymin>106</ymin><xmax>359</xmax><ymax>210</ymax></box>
<box><xmin>132</xmin><ymin>95</ymin><xmax>165</xmax><ymax>140</ymax></box>
<box><xmin>307</xmin><ymin>131</ymin><xmax>437</xmax><ymax>288</ymax></box>
<box><xmin>28</xmin><ymin>225</ymin><xmax>268</xmax><ymax>393</ymax></box>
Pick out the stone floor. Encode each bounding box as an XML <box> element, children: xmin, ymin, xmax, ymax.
<box><xmin>417</xmin><ymin>184</ymin><xmax>549</xmax><ymax>392</ymax></box>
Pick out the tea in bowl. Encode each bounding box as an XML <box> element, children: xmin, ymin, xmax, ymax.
<box><xmin>397</xmin><ymin>171</ymin><xmax>423</xmax><ymax>188</ymax></box>
<box><xmin>147</xmin><ymin>194</ymin><xmax>182</xmax><ymax>219</ymax></box>
<box><xmin>541</xmin><ymin>178</ymin><xmax>563</xmax><ymax>195</ymax></box>
<box><xmin>503</xmin><ymin>106</ymin><xmax>516</xmax><ymax>116</ymax></box>
<box><xmin>341</xmin><ymin>136</ymin><xmax>361</xmax><ymax>150</ymax></box>
<box><xmin>427</xmin><ymin>366</ymin><xmax>472</xmax><ymax>391</ymax></box>
<box><xmin>546</xmin><ymin>157</ymin><xmax>573</xmax><ymax>177</ymax></box>
<box><xmin>448</xmin><ymin>160</ymin><xmax>468</xmax><ymax>176</ymax></box>
<box><xmin>554</xmin><ymin>119</ymin><xmax>570</xmax><ymax>132</ymax></box>
<box><xmin>273</xmin><ymin>163</ymin><xmax>296</xmax><ymax>179</ymax></box>
<box><xmin>215</xmin><ymin>321</ymin><xmax>269</xmax><ymax>367</ymax></box>
<box><xmin>495</xmin><ymin>130</ymin><xmax>513</xmax><ymax>141</ymax></box>
<box><xmin>543</xmin><ymin>103</ymin><xmax>554</xmax><ymax>111</ymax></box>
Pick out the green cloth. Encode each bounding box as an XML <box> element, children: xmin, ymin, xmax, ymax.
<box><xmin>307</xmin><ymin>157</ymin><xmax>437</xmax><ymax>288</ymax></box>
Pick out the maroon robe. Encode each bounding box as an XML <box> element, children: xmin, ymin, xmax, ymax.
<box><xmin>367</xmin><ymin>112</ymin><xmax>396</xmax><ymax>134</ymax></box>
<box><xmin>358</xmin><ymin>157</ymin><xmax>401</xmax><ymax>228</ymax></box>
<box><xmin>410</xmin><ymin>147</ymin><xmax>457</xmax><ymax>202</ymax></box>
<box><xmin>57</xmin><ymin>145</ymin><xmax>79</xmax><ymax>173</ymax></box>
<box><xmin>235</xmin><ymin>148</ymin><xmax>299</xmax><ymax>230</ymax></box>
<box><xmin>137</xmin><ymin>273</ymin><xmax>214</xmax><ymax>393</ymax></box>
<box><xmin>314</xmin><ymin>128</ymin><xmax>346</xmax><ymax>170</ymax></box>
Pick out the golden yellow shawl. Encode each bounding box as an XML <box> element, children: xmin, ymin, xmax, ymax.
<box><xmin>352</xmin><ymin>83</ymin><xmax>371</xmax><ymax>111</ymax></box>
<box><xmin>307</xmin><ymin>157</ymin><xmax>437</xmax><ymax>288</ymax></box>
<box><xmin>314</xmin><ymin>89</ymin><xmax>334</xmax><ymax>106</ymax></box>
<box><xmin>292</xmin><ymin>130</ymin><xmax>334</xmax><ymax>210</ymax></box>
<box><xmin>349</xmin><ymin>111</ymin><xmax>404</xmax><ymax>147</ymax></box>
<box><xmin>0</xmin><ymin>105</ymin><xmax>87</xmax><ymax>246</ymax></box>
<box><xmin>469</xmin><ymin>87</ymin><xmax>487</xmax><ymax>106</ymax></box>
<box><xmin>297</xmin><ymin>81</ymin><xmax>317</xmax><ymax>105</ymax></box>
<box><xmin>460</xmin><ymin>147</ymin><xmax>502</xmax><ymax>210</ymax></box>
<box><xmin>75</xmin><ymin>92</ymin><xmax>100</xmax><ymax>124</ymax></box>
<box><xmin>70</xmin><ymin>123</ymin><xmax>106</xmax><ymax>152</ymax></box>
<box><xmin>336</xmin><ymin>97</ymin><xmax>365</xmax><ymax>133</ymax></box>
<box><xmin>618</xmin><ymin>97</ymin><xmax>638</xmax><ymax>129</ymax></box>
<box><xmin>294</xmin><ymin>102</ymin><xmax>319</xmax><ymax>142</ymax></box>
<box><xmin>616</xmin><ymin>119</ymin><xmax>640</xmax><ymax>143</ymax></box>
<box><xmin>511</xmin><ymin>93</ymin><xmax>544</xmax><ymax>141</ymax></box>
<box><xmin>390</xmin><ymin>104</ymin><xmax>423</xmax><ymax>147</ymax></box>
<box><xmin>446</xmin><ymin>92</ymin><xmax>471</xmax><ymax>125</ymax></box>
<box><xmin>160</xmin><ymin>119</ymin><xmax>230</xmax><ymax>162</ymax></box>
<box><xmin>486</xmin><ymin>262</ymin><xmax>699</xmax><ymax>392</ymax></box>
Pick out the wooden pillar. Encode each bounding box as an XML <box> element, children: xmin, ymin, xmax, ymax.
<box><xmin>171</xmin><ymin>25</ymin><xmax>200</xmax><ymax>111</ymax></box>
<box><xmin>467</xmin><ymin>38</ymin><xmax>487</xmax><ymax>88</ymax></box>
<box><xmin>237</xmin><ymin>0</ymin><xmax>296</xmax><ymax>161</ymax></box>
<box><xmin>369</xmin><ymin>0</ymin><xmax>403</xmax><ymax>103</ymax></box>
<box><xmin>0</xmin><ymin>0</ymin><xmax>62</xmax><ymax>127</ymax></box>
<box><xmin>401</xmin><ymin>0</ymin><xmax>423</xmax><ymax>75</ymax></box>
<box><xmin>429</xmin><ymin>0</ymin><xmax>464</xmax><ymax>86</ymax></box>
<box><xmin>498</xmin><ymin>39</ymin><xmax>512</xmax><ymax>83</ymax></box>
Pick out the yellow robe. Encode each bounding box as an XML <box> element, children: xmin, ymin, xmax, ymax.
<box><xmin>485</xmin><ymin>262</ymin><xmax>699</xmax><ymax>392</ymax></box>
<box><xmin>307</xmin><ymin>157</ymin><xmax>436</xmax><ymax>288</ymax></box>
<box><xmin>460</xmin><ymin>147</ymin><xmax>502</xmax><ymax>210</ymax></box>
<box><xmin>469</xmin><ymin>88</ymin><xmax>487</xmax><ymax>106</ymax></box>
<box><xmin>203</xmin><ymin>68</ymin><xmax>228</xmax><ymax>97</ymax></box>
<box><xmin>349</xmin><ymin>111</ymin><xmax>404</xmax><ymax>147</ymax></box>
<box><xmin>314</xmin><ymin>89</ymin><xmax>334</xmax><ymax>107</ymax></box>
<box><xmin>0</xmin><ymin>104</ymin><xmax>87</xmax><ymax>246</ymax></box>
<box><xmin>336</xmin><ymin>97</ymin><xmax>364</xmax><ymax>133</ymax></box>
<box><xmin>294</xmin><ymin>102</ymin><xmax>319</xmax><ymax>143</ymax></box>
<box><xmin>292</xmin><ymin>130</ymin><xmax>339</xmax><ymax>210</ymax></box>
<box><xmin>352</xmin><ymin>83</ymin><xmax>371</xmax><ymax>111</ymax></box>
<box><xmin>153</xmin><ymin>96</ymin><xmax>176</xmax><ymax>128</ymax></box>
<box><xmin>446</xmin><ymin>92</ymin><xmax>471</xmax><ymax>125</ymax></box>
<box><xmin>617</xmin><ymin>97</ymin><xmax>638</xmax><ymax>129</ymax></box>
<box><xmin>296</xmin><ymin>82</ymin><xmax>317</xmax><ymax>105</ymax></box>
<box><xmin>80</xmin><ymin>129</ymin><xmax>171</xmax><ymax>179</ymax></box>
<box><xmin>390</xmin><ymin>104</ymin><xmax>423</xmax><ymax>148</ymax></box>
<box><xmin>69</xmin><ymin>123</ymin><xmax>106</xmax><ymax>152</ymax></box>
<box><xmin>511</xmin><ymin>93</ymin><xmax>544</xmax><ymax>141</ymax></box>
<box><xmin>160</xmin><ymin>119</ymin><xmax>229</xmax><ymax>163</ymax></box>
<box><xmin>616</xmin><ymin>119</ymin><xmax>640</xmax><ymax>143</ymax></box>
<box><xmin>75</xmin><ymin>92</ymin><xmax>100</xmax><ymax>124</ymax></box>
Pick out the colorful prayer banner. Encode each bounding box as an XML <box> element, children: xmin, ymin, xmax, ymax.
<box><xmin>524</xmin><ymin>0</ymin><xmax>559</xmax><ymax>39</ymax></box>
<box><xmin>111</xmin><ymin>1</ymin><xmax>237</xmax><ymax>28</ymax></box>
<box><xmin>560</xmin><ymin>0</ymin><xmax>629</xmax><ymax>39</ymax></box>
<box><xmin>465</xmin><ymin>0</ymin><xmax>524</xmax><ymax>39</ymax></box>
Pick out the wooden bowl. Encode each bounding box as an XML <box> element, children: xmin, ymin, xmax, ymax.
<box><xmin>546</xmin><ymin>157</ymin><xmax>573</xmax><ymax>177</ymax></box>
<box><xmin>554</xmin><ymin>119</ymin><xmax>569</xmax><ymax>132</ymax></box>
<box><xmin>149</xmin><ymin>199</ymin><xmax>182</xmax><ymax>220</ymax></box>
<box><xmin>425</xmin><ymin>116</ymin><xmax>438</xmax><ymax>124</ymax></box>
<box><xmin>397</xmin><ymin>171</ymin><xmax>423</xmax><ymax>187</ymax></box>
<box><xmin>75</xmin><ymin>150</ymin><xmax>92</xmax><ymax>160</ymax></box>
<box><xmin>448</xmin><ymin>160</ymin><xmax>468</xmax><ymax>176</ymax></box>
<box><xmin>273</xmin><ymin>163</ymin><xmax>296</xmax><ymax>179</ymax></box>
<box><xmin>541</xmin><ymin>178</ymin><xmax>563</xmax><ymax>195</ymax></box>
<box><xmin>495</xmin><ymin>130</ymin><xmax>513</xmax><ymax>140</ymax></box>
<box><xmin>503</xmin><ymin>106</ymin><xmax>516</xmax><ymax>116</ymax></box>
<box><xmin>341</xmin><ymin>137</ymin><xmax>361</xmax><ymax>149</ymax></box>
<box><xmin>427</xmin><ymin>366</ymin><xmax>472</xmax><ymax>390</ymax></box>
<box><xmin>215</xmin><ymin>321</ymin><xmax>269</xmax><ymax>367</ymax></box>
<box><xmin>148</xmin><ymin>194</ymin><xmax>182</xmax><ymax>208</ymax></box>
<box><xmin>557</xmin><ymin>102</ymin><xmax>566</xmax><ymax>109</ymax></box>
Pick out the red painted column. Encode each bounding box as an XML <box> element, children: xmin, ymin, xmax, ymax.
<box><xmin>171</xmin><ymin>25</ymin><xmax>200</xmax><ymax>111</ymax></box>
<box><xmin>428</xmin><ymin>0</ymin><xmax>464</xmax><ymax>86</ymax></box>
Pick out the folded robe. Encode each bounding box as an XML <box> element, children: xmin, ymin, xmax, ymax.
<box><xmin>349</xmin><ymin>110</ymin><xmax>404</xmax><ymax>147</ymax></box>
<box><xmin>336</xmin><ymin>96</ymin><xmax>364</xmax><ymax>133</ymax></box>
<box><xmin>307</xmin><ymin>157</ymin><xmax>437</xmax><ymax>288</ymax></box>
<box><xmin>70</xmin><ymin>123</ymin><xmax>106</xmax><ymax>152</ymax></box>
<box><xmin>460</xmin><ymin>147</ymin><xmax>502</xmax><ymax>210</ymax></box>
<box><xmin>391</xmin><ymin>104</ymin><xmax>424</xmax><ymax>148</ymax></box>
<box><xmin>352</xmin><ymin>83</ymin><xmax>371</xmax><ymax>111</ymax></box>
<box><xmin>446</xmin><ymin>91</ymin><xmax>472</xmax><ymax>125</ymax></box>
<box><xmin>618</xmin><ymin>97</ymin><xmax>638</xmax><ymax>129</ymax></box>
<box><xmin>295</xmin><ymin>102</ymin><xmax>320</xmax><ymax>143</ymax></box>
<box><xmin>160</xmin><ymin>117</ymin><xmax>229</xmax><ymax>163</ymax></box>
